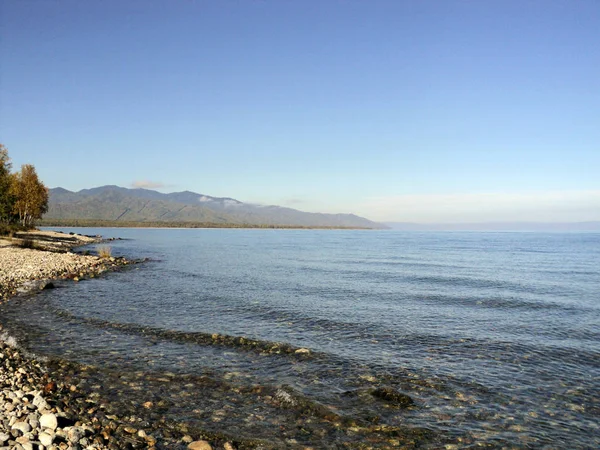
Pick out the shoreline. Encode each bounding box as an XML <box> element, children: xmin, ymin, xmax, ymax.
<box><xmin>39</xmin><ymin>220</ymin><xmax>378</xmax><ymax>230</ymax></box>
<box><xmin>0</xmin><ymin>231</ymin><xmax>226</xmax><ymax>449</ymax></box>
<box><xmin>1</xmin><ymin>230</ymin><xmax>416</xmax><ymax>450</ymax></box>
<box><xmin>0</xmin><ymin>231</ymin><xmax>129</xmax><ymax>302</ymax></box>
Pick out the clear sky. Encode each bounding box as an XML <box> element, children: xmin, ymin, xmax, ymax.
<box><xmin>1</xmin><ymin>0</ymin><xmax>598</xmax><ymax>223</ymax></box>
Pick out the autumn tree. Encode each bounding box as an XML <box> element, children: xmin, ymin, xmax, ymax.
<box><xmin>10</xmin><ymin>164</ymin><xmax>49</xmax><ymax>227</ymax></box>
<box><xmin>0</xmin><ymin>144</ymin><xmax>15</xmax><ymax>223</ymax></box>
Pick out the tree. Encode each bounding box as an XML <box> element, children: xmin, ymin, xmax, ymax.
<box><xmin>0</xmin><ymin>144</ymin><xmax>15</xmax><ymax>223</ymax></box>
<box><xmin>10</xmin><ymin>164</ymin><xmax>49</xmax><ymax>227</ymax></box>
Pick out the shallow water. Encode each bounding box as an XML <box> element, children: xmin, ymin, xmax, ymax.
<box><xmin>1</xmin><ymin>228</ymin><xmax>599</xmax><ymax>448</ymax></box>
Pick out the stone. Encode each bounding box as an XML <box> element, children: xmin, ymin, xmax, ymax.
<box><xmin>11</xmin><ymin>421</ymin><xmax>31</xmax><ymax>434</ymax></box>
<box><xmin>295</xmin><ymin>348</ymin><xmax>310</xmax><ymax>354</ymax></box>
<box><xmin>370</xmin><ymin>387</ymin><xmax>414</xmax><ymax>407</ymax></box>
<box><xmin>16</xmin><ymin>436</ymin><xmax>30</xmax><ymax>444</ymax></box>
<box><xmin>28</xmin><ymin>416</ymin><xmax>39</xmax><ymax>430</ymax></box>
<box><xmin>188</xmin><ymin>441</ymin><xmax>213</xmax><ymax>450</ymax></box>
<box><xmin>67</xmin><ymin>426</ymin><xmax>84</xmax><ymax>443</ymax></box>
<box><xmin>43</xmin><ymin>381</ymin><xmax>57</xmax><ymax>394</ymax></box>
<box><xmin>33</xmin><ymin>394</ymin><xmax>49</xmax><ymax>411</ymax></box>
<box><xmin>40</xmin><ymin>412</ymin><xmax>58</xmax><ymax>430</ymax></box>
<box><xmin>38</xmin><ymin>432</ymin><xmax>54</xmax><ymax>446</ymax></box>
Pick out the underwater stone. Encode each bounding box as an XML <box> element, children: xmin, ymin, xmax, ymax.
<box><xmin>371</xmin><ymin>387</ymin><xmax>414</xmax><ymax>407</ymax></box>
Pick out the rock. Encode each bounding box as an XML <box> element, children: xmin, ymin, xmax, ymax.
<box><xmin>188</xmin><ymin>441</ymin><xmax>213</xmax><ymax>450</ymax></box>
<box><xmin>28</xmin><ymin>416</ymin><xmax>39</xmax><ymax>430</ymax></box>
<box><xmin>0</xmin><ymin>432</ymin><xmax>9</xmax><ymax>444</ymax></box>
<box><xmin>40</xmin><ymin>412</ymin><xmax>58</xmax><ymax>430</ymax></box>
<box><xmin>33</xmin><ymin>393</ymin><xmax>50</xmax><ymax>411</ymax></box>
<box><xmin>38</xmin><ymin>432</ymin><xmax>54</xmax><ymax>446</ymax></box>
<box><xmin>67</xmin><ymin>426</ymin><xmax>84</xmax><ymax>443</ymax></box>
<box><xmin>370</xmin><ymin>387</ymin><xmax>414</xmax><ymax>407</ymax></box>
<box><xmin>16</xmin><ymin>436</ymin><xmax>30</xmax><ymax>444</ymax></box>
<box><xmin>274</xmin><ymin>387</ymin><xmax>297</xmax><ymax>407</ymax></box>
<box><xmin>224</xmin><ymin>443</ymin><xmax>235</xmax><ymax>450</ymax></box>
<box><xmin>43</xmin><ymin>381</ymin><xmax>57</xmax><ymax>394</ymax></box>
<box><xmin>11</xmin><ymin>420</ymin><xmax>31</xmax><ymax>434</ymax></box>
<box><xmin>42</xmin><ymin>281</ymin><xmax>55</xmax><ymax>289</ymax></box>
<box><xmin>295</xmin><ymin>348</ymin><xmax>310</xmax><ymax>354</ymax></box>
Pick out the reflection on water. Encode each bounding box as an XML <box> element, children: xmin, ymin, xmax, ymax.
<box><xmin>1</xmin><ymin>228</ymin><xmax>599</xmax><ymax>448</ymax></box>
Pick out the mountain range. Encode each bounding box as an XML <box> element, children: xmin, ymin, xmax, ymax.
<box><xmin>45</xmin><ymin>185</ymin><xmax>385</xmax><ymax>228</ymax></box>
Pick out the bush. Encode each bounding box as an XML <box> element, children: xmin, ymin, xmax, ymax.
<box><xmin>97</xmin><ymin>245</ymin><xmax>112</xmax><ymax>258</ymax></box>
<box><xmin>0</xmin><ymin>222</ymin><xmax>26</xmax><ymax>237</ymax></box>
<box><xmin>18</xmin><ymin>238</ymin><xmax>36</xmax><ymax>249</ymax></box>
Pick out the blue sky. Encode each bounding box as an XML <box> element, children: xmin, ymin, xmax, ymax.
<box><xmin>1</xmin><ymin>0</ymin><xmax>598</xmax><ymax>222</ymax></box>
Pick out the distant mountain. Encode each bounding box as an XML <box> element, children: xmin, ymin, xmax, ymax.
<box><xmin>46</xmin><ymin>185</ymin><xmax>386</xmax><ymax>228</ymax></box>
<box><xmin>385</xmin><ymin>222</ymin><xmax>600</xmax><ymax>231</ymax></box>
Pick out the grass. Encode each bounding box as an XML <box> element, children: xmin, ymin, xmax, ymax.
<box><xmin>97</xmin><ymin>245</ymin><xmax>112</xmax><ymax>258</ymax></box>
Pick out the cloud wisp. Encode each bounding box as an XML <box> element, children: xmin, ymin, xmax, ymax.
<box><xmin>131</xmin><ymin>180</ymin><xmax>168</xmax><ymax>190</ymax></box>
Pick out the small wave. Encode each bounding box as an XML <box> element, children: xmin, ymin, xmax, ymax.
<box><xmin>0</xmin><ymin>331</ymin><xmax>19</xmax><ymax>348</ymax></box>
<box><xmin>51</xmin><ymin>308</ymin><xmax>318</xmax><ymax>359</ymax></box>
<box><xmin>415</xmin><ymin>292</ymin><xmax>589</xmax><ymax>313</ymax></box>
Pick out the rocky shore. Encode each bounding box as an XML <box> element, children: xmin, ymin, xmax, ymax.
<box><xmin>0</xmin><ymin>231</ymin><xmax>227</xmax><ymax>449</ymax></box>
<box><xmin>0</xmin><ymin>231</ymin><xmax>121</xmax><ymax>301</ymax></box>
<box><xmin>0</xmin><ymin>332</ymin><xmax>231</xmax><ymax>450</ymax></box>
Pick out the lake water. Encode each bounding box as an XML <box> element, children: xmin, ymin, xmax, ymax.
<box><xmin>1</xmin><ymin>228</ymin><xmax>599</xmax><ymax>448</ymax></box>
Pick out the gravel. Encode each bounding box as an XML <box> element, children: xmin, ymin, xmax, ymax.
<box><xmin>0</xmin><ymin>232</ymin><xmax>233</xmax><ymax>449</ymax></box>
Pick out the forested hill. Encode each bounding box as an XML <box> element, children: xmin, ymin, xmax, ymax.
<box><xmin>45</xmin><ymin>186</ymin><xmax>386</xmax><ymax>229</ymax></box>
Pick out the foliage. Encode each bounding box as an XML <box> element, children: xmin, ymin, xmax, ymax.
<box><xmin>0</xmin><ymin>144</ymin><xmax>15</xmax><ymax>224</ymax></box>
<box><xmin>10</xmin><ymin>163</ymin><xmax>49</xmax><ymax>227</ymax></box>
<box><xmin>0</xmin><ymin>222</ymin><xmax>27</xmax><ymax>237</ymax></box>
<box><xmin>0</xmin><ymin>144</ymin><xmax>49</xmax><ymax>231</ymax></box>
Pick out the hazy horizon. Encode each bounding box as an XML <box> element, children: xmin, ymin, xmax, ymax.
<box><xmin>2</xmin><ymin>1</ymin><xmax>598</xmax><ymax>223</ymax></box>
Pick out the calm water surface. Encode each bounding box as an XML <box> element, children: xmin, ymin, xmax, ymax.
<box><xmin>1</xmin><ymin>229</ymin><xmax>599</xmax><ymax>448</ymax></box>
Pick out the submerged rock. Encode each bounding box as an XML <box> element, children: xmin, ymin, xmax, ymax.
<box><xmin>188</xmin><ymin>440</ymin><xmax>213</xmax><ymax>450</ymax></box>
<box><xmin>274</xmin><ymin>387</ymin><xmax>297</xmax><ymax>407</ymax></box>
<box><xmin>371</xmin><ymin>387</ymin><xmax>415</xmax><ymax>407</ymax></box>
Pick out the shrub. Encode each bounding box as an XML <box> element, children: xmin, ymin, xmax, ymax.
<box><xmin>18</xmin><ymin>238</ymin><xmax>36</xmax><ymax>249</ymax></box>
<box><xmin>0</xmin><ymin>222</ymin><xmax>26</xmax><ymax>237</ymax></box>
<box><xmin>97</xmin><ymin>245</ymin><xmax>112</xmax><ymax>258</ymax></box>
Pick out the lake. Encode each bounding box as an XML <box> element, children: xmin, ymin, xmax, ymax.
<box><xmin>1</xmin><ymin>228</ymin><xmax>599</xmax><ymax>448</ymax></box>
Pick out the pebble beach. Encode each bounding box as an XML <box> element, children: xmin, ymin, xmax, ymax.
<box><xmin>0</xmin><ymin>231</ymin><xmax>225</xmax><ymax>450</ymax></box>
